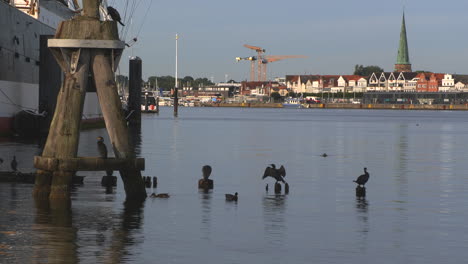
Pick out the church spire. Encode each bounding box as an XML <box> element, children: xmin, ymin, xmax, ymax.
<box><xmin>395</xmin><ymin>12</ymin><xmax>412</xmax><ymax>72</ymax></box>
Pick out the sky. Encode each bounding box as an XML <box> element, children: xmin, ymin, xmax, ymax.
<box><xmin>106</xmin><ymin>0</ymin><xmax>468</xmax><ymax>82</ymax></box>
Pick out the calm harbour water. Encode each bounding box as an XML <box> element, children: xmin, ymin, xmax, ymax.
<box><xmin>1</xmin><ymin>107</ymin><xmax>468</xmax><ymax>263</ymax></box>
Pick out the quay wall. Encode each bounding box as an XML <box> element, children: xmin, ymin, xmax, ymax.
<box><xmin>201</xmin><ymin>103</ymin><xmax>468</xmax><ymax>110</ymax></box>
<box><xmin>308</xmin><ymin>103</ymin><xmax>468</xmax><ymax>110</ymax></box>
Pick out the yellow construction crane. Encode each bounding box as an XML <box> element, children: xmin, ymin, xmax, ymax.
<box><xmin>235</xmin><ymin>56</ymin><xmax>257</xmax><ymax>81</ymax></box>
<box><xmin>260</xmin><ymin>55</ymin><xmax>307</xmax><ymax>81</ymax></box>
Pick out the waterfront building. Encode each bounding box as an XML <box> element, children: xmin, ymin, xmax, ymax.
<box><xmin>286</xmin><ymin>75</ymin><xmax>365</xmax><ymax>94</ymax></box>
<box><xmin>415</xmin><ymin>73</ymin><xmax>443</xmax><ymax>92</ymax></box>
<box><xmin>240</xmin><ymin>81</ymin><xmax>285</xmax><ymax>96</ymax></box>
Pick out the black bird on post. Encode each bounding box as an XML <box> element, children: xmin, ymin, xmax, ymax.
<box><xmin>107</xmin><ymin>6</ymin><xmax>125</xmax><ymax>26</ymax></box>
<box><xmin>353</xmin><ymin>167</ymin><xmax>370</xmax><ymax>187</ymax></box>
<box><xmin>262</xmin><ymin>164</ymin><xmax>286</xmax><ymax>184</ymax></box>
<box><xmin>11</xmin><ymin>156</ymin><xmax>17</xmax><ymax>172</ymax></box>
<box><xmin>97</xmin><ymin>136</ymin><xmax>113</xmax><ymax>176</ymax></box>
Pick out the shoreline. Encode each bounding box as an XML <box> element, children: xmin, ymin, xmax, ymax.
<box><xmin>199</xmin><ymin>102</ymin><xmax>468</xmax><ymax>110</ymax></box>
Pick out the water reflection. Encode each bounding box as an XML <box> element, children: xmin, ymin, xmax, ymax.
<box><xmin>355</xmin><ymin>197</ymin><xmax>369</xmax><ymax>253</ymax></box>
<box><xmin>199</xmin><ymin>189</ymin><xmax>212</xmax><ymax>240</ymax></box>
<box><xmin>102</xmin><ymin>199</ymin><xmax>145</xmax><ymax>264</ymax></box>
<box><xmin>262</xmin><ymin>194</ymin><xmax>287</xmax><ymax>246</ymax></box>
<box><xmin>33</xmin><ymin>199</ymin><xmax>78</xmax><ymax>264</ymax></box>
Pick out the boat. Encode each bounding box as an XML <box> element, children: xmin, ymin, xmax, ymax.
<box><xmin>283</xmin><ymin>97</ymin><xmax>303</xmax><ymax>108</ymax></box>
<box><xmin>0</xmin><ymin>0</ymin><xmax>103</xmax><ymax>136</ymax></box>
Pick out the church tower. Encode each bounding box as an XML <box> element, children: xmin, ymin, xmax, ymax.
<box><xmin>395</xmin><ymin>12</ymin><xmax>412</xmax><ymax>72</ymax></box>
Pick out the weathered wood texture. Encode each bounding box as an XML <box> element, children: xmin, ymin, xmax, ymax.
<box><xmin>34</xmin><ymin>1</ymin><xmax>146</xmax><ymax>201</ymax></box>
<box><xmin>34</xmin><ymin>156</ymin><xmax>145</xmax><ymax>171</ymax></box>
<box><xmin>33</xmin><ymin>50</ymin><xmax>90</xmax><ymax>199</ymax></box>
<box><xmin>92</xmin><ymin>50</ymin><xmax>147</xmax><ymax>199</ymax></box>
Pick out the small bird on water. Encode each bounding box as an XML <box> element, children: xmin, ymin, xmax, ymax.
<box><xmin>150</xmin><ymin>193</ymin><xmax>170</xmax><ymax>198</ymax></box>
<box><xmin>225</xmin><ymin>192</ymin><xmax>238</xmax><ymax>202</ymax></box>
<box><xmin>202</xmin><ymin>165</ymin><xmax>212</xmax><ymax>180</ymax></box>
<box><xmin>107</xmin><ymin>6</ymin><xmax>125</xmax><ymax>26</ymax></box>
<box><xmin>11</xmin><ymin>156</ymin><xmax>17</xmax><ymax>172</ymax></box>
<box><xmin>353</xmin><ymin>167</ymin><xmax>370</xmax><ymax>187</ymax></box>
<box><xmin>97</xmin><ymin>136</ymin><xmax>113</xmax><ymax>176</ymax></box>
<box><xmin>263</xmin><ymin>164</ymin><xmax>286</xmax><ymax>184</ymax></box>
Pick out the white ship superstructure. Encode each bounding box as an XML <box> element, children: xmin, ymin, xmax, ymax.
<box><xmin>0</xmin><ymin>0</ymin><xmax>103</xmax><ymax>135</ymax></box>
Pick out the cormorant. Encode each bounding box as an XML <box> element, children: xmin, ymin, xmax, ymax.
<box><xmin>97</xmin><ymin>136</ymin><xmax>113</xmax><ymax>176</ymax></box>
<box><xmin>202</xmin><ymin>165</ymin><xmax>212</xmax><ymax>180</ymax></box>
<box><xmin>107</xmin><ymin>6</ymin><xmax>125</xmax><ymax>26</ymax></box>
<box><xmin>225</xmin><ymin>192</ymin><xmax>238</xmax><ymax>202</ymax></box>
<box><xmin>262</xmin><ymin>164</ymin><xmax>286</xmax><ymax>184</ymax></box>
<box><xmin>353</xmin><ymin>167</ymin><xmax>370</xmax><ymax>187</ymax></box>
<box><xmin>11</xmin><ymin>156</ymin><xmax>17</xmax><ymax>171</ymax></box>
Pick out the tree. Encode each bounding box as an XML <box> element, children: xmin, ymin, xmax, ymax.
<box><xmin>270</xmin><ymin>92</ymin><xmax>281</xmax><ymax>102</ymax></box>
<box><xmin>354</xmin><ymin>65</ymin><xmax>384</xmax><ymax>76</ymax></box>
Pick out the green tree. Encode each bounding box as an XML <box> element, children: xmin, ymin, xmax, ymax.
<box><xmin>270</xmin><ymin>92</ymin><xmax>281</xmax><ymax>102</ymax></box>
<box><xmin>354</xmin><ymin>65</ymin><xmax>384</xmax><ymax>76</ymax></box>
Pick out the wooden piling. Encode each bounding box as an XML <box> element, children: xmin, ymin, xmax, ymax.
<box><xmin>101</xmin><ymin>176</ymin><xmax>117</xmax><ymax>187</ymax></box>
<box><xmin>198</xmin><ymin>179</ymin><xmax>214</xmax><ymax>189</ymax></box>
<box><xmin>128</xmin><ymin>57</ymin><xmax>142</xmax><ymax>125</ymax></box>
<box><xmin>274</xmin><ymin>182</ymin><xmax>282</xmax><ymax>194</ymax></box>
<box><xmin>174</xmin><ymin>88</ymin><xmax>179</xmax><ymax>117</ymax></box>
<box><xmin>152</xmin><ymin>176</ymin><xmax>158</xmax><ymax>188</ymax></box>
<box><xmin>34</xmin><ymin>0</ymin><xmax>146</xmax><ymax>202</ymax></box>
<box><xmin>92</xmin><ymin>50</ymin><xmax>146</xmax><ymax>200</ymax></box>
<box><xmin>284</xmin><ymin>183</ymin><xmax>289</xmax><ymax>194</ymax></box>
<box><xmin>356</xmin><ymin>186</ymin><xmax>366</xmax><ymax>197</ymax></box>
<box><xmin>155</xmin><ymin>97</ymin><xmax>160</xmax><ymax>113</ymax></box>
<box><xmin>34</xmin><ymin>50</ymin><xmax>91</xmax><ymax>200</ymax></box>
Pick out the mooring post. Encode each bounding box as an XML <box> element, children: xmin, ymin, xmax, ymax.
<box><xmin>34</xmin><ymin>0</ymin><xmax>146</xmax><ymax>201</ymax></box>
<box><xmin>274</xmin><ymin>182</ymin><xmax>282</xmax><ymax>194</ymax></box>
<box><xmin>155</xmin><ymin>97</ymin><xmax>160</xmax><ymax>113</ymax></box>
<box><xmin>128</xmin><ymin>57</ymin><xmax>142</xmax><ymax>126</ymax></box>
<box><xmin>356</xmin><ymin>186</ymin><xmax>366</xmax><ymax>197</ymax></box>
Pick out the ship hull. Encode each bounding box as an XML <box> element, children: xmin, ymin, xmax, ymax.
<box><xmin>0</xmin><ymin>1</ymin><xmax>103</xmax><ymax>136</ymax></box>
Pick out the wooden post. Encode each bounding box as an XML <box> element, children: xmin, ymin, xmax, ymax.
<box><xmin>34</xmin><ymin>0</ymin><xmax>146</xmax><ymax>201</ymax></box>
<box><xmin>33</xmin><ymin>51</ymin><xmax>91</xmax><ymax>200</ymax></box>
<box><xmin>128</xmin><ymin>57</ymin><xmax>142</xmax><ymax>125</ymax></box>
<box><xmin>152</xmin><ymin>176</ymin><xmax>157</xmax><ymax>188</ymax></box>
<box><xmin>92</xmin><ymin>50</ymin><xmax>146</xmax><ymax>199</ymax></box>
<box><xmin>356</xmin><ymin>186</ymin><xmax>366</xmax><ymax>197</ymax></box>
<box><xmin>174</xmin><ymin>88</ymin><xmax>178</xmax><ymax>117</ymax></box>
<box><xmin>284</xmin><ymin>182</ymin><xmax>289</xmax><ymax>194</ymax></box>
<box><xmin>155</xmin><ymin>97</ymin><xmax>160</xmax><ymax>113</ymax></box>
<box><xmin>198</xmin><ymin>179</ymin><xmax>214</xmax><ymax>189</ymax></box>
<box><xmin>274</xmin><ymin>182</ymin><xmax>281</xmax><ymax>194</ymax></box>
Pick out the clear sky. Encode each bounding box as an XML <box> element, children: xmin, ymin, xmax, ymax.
<box><xmin>107</xmin><ymin>0</ymin><xmax>468</xmax><ymax>82</ymax></box>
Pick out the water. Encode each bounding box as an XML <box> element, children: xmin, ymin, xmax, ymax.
<box><xmin>1</xmin><ymin>108</ymin><xmax>468</xmax><ymax>263</ymax></box>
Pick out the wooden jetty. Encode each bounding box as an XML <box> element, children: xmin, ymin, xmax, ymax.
<box><xmin>33</xmin><ymin>0</ymin><xmax>146</xmax><ymax>204</ymax></box>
